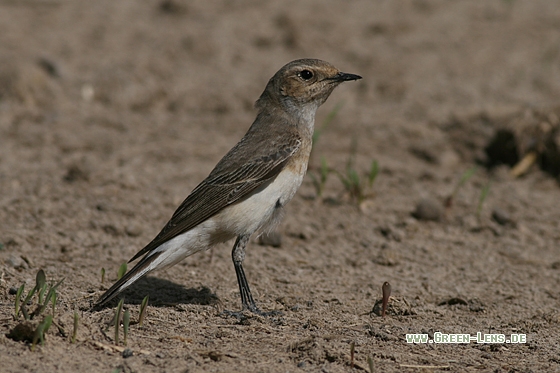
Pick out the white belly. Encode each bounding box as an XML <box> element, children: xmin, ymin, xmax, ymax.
<box><xmin>147</xmin><ymin>168</ymin><xmax>304</xmax><ymax>270</ymax></box>
<box><xmin>215</xmin><ymin>168</ymin><xmax>305</xmax><ymax>235</ymax></box>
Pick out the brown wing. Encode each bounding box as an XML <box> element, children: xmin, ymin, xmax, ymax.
<box><xmin>128</xmin><ymin>136</ymin><xmax>301</xmax><ymax>262</ymax></box>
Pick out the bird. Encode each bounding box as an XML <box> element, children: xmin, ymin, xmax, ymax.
<box><xmin>95</xmin><ymin>58</ymin><xmax>361</xmax><ymax>315</ymax></box>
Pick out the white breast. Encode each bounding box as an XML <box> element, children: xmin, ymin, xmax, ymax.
<box><xmin>215</xmin><ymin>168</ymin><xmax>305</xmax><ymax>236</ymax></box>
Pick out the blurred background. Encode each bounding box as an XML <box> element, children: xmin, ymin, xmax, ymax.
<box><xmin>2</xmin><ymin>1</ymin><xmax>560</xmax><ymax>371</ymax></box>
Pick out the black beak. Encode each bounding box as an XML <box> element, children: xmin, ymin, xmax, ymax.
<box><xmin>331</xmin><ymin>72</ymin><xmax>362</xmax><ymax>82</ymax></box>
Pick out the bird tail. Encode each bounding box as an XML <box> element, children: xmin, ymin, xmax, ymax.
<box><xmin>94</xmin><ymin>251</ymin><xmax>163</xmax><ymax>307</ymax></box>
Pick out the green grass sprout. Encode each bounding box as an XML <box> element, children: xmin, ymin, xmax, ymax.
<box><xmin>336</xmin><ymin>142</ymin><xmax>379</xmax><ymax>206</ymax></box>
<box><xmin>336</xmin><ymin>138</ymin><xmax>379</xmax><ymax>206</ymax></box>
<box><xmin>14</xmin><ymin>284</ymin><xmax>25</xmax><ymax>319</ymax></box>
<box><xmin>51</xmin><ymin>291</ymin><xmax>57</xmax><ymax>316</ymax></box>
<box><xmin>32</xmin><ymin>323</ymin><xmax>44</xmax><ymax>351</ymax></box>
<box><xmin>31</xmin><ymin>315</ymin><xmax>52</xmax><ymax>351</ymax></box>
<box><xmin>309</xmin><ymin>156</ymin><xmax>331</xmax><ymax>198</ymax></box>
<box><xmin>477</xmin><ymin>181</ymin><xmax>492</xmax><ymax>218</ymax></box>
<box><xmin>35</xmin><ymin>278</ymin><xmax>64</xmax><ymax>317</ymax></box>
<box><xmin>36</xmin><ymin>270</ymin><xmax>46</xmax><ymax>294</ymax></box>
<box><xmin>123</xmin><ymin>310</ymin><xmax>130</xmax><ymax>346</ymax></box>
<box><xmin>139</xmin><ymin>295</ymin><xmax>149</xmax><ymax>327</ymax></box>
<box><xmin>368</xmin><ymin>160</ymin><xmax>379</xmax><ymax>188</ymax></box>
<box><xmin>117</xmin><ymin>263</ymin><xmax>127</xmax><ymax>281</ymax></box>
<box><xmin>37</xmin><ymin>272</ymin><xmax>47</xmax><ymax>305</ymax></box>
<box><xmin>368</xmin><ymin>355</ymin><xmax>374</xmax><ymax>373</ymax></box>
<box><xmin>43</xmin><ymin>315</ymin><xmax>53</xmax><ymax>335</ymax></box>
<box><xmin>114</xmin><ymin>299</ymin><xmax>124</xmax><ymax>345</ymax></box>
<box><xmin>72</xmin><ymin>311</ymin><xmax>79</xmax><ymax>343</ymax></box>
<box><xmin>38</xmin><ymin>283</ymin><xmax>47</xmax><ymax>305</ymax></box>
<box><xmin>445</xmin><ymin>167</ymin><xmax>477</xmax><ymax>208</ymax></box>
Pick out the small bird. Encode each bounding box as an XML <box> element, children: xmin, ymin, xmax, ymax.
<box><xmin>95</xmin><ymin>59</ymin><xmax>361</xmax><ymax>314</ymax></box>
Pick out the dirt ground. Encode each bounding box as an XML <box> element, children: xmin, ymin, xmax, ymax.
<box><xmin>2</xmin><ymin>1</ymin><xmax>560</xmax><ymax>372</ymax></box>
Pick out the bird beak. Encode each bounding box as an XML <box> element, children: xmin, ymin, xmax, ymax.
<box><xmin>330</xmin><ymin>72</ymin><xmax>362</xmax><ymax>82</ymax></box>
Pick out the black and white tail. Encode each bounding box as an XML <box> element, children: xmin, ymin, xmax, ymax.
<box><xmin>95</xmin><ymin>251</ymin><xmax>163</xmax><ymax>307</ymax></box>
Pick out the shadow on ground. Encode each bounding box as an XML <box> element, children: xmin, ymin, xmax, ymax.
<box><xmin>96</xmin><ymin>277</ymin><xmax>220</xmax><ymax>308</ymax></box>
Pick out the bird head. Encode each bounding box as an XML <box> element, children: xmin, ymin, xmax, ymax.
<box><xmin>256</xmin><ymin>59</ymin><xmax>361</xmax><ymax>113</ymax></box>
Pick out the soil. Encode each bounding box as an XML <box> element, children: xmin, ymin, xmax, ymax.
<box><xmin>2</xmin><ymin>1</ymin><xmax>560</xmax><ymax>372</ymax></box>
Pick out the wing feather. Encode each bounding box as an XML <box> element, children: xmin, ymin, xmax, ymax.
<box><xmin>128</xmin><ymin>137</ymin><xmax>301</xmax><ymax>262</ymax></box>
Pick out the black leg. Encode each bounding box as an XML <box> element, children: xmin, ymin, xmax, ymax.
<box><xmin>232</xmin><ymin>235</ymin><xmax>260</xmax><ymax>312</ymax></box>
<box><xmin>223</xmin><ymin>235</ymin><xmax>281</xmax><ymax>318</ymax></box>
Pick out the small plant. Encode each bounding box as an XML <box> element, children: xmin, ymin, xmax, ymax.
<box><xmin>476</xmin><ymin>181</ymin><xmax>492</xmax><ymax>218</ymax></box>
<box><xmin>338</xmin><ymin>158</ymin><xmax>379</xmax><ymax>206</ymax></box>
<box><xmin>31</xmin><ymin>323</ymin><xmax>44</xmax><ymax>351</ymax></box>
<box><xmin>14</xmin><ymin>284</ymin><xmax>25</xmax><ymax>319</ymax></box>
<box><xmin>38</xmin><ymin>283</ymin><xmax>47</xmax><ymax>305</ymax></box>
<box><xmin>101</xmin><ymin>268</ymin><xmax>106</xmax><ymax>283</ymax></box>
<box><xmin>335</xmin><ymin>137</ymin><xmax>379</xmax><ymax>206</ymax></box>
<box><xmin>117</xmin><ymin>263</ymin><xmax>127</xmax><ymax>281</ymax></box>
<box><xmin>31</xmin><ymin>315</ymin><xmax>53</xmax><ymax>351</ymax></box>
<box><xmin>123</xmin><ymin>310</ymin><xmax>130</xmax><ymax>346</ymax></box>
<box><xmin>114</xmin><ymin>299</ymin><xmax>124</xmax><ymax>345</ymax></box>
<box><xmin>308</xmin><ymin>156</ymin><xmax>331</xmax><ymax>198</ymax></box>
<box><xmin>72</xmin><ymin>312</ymin><xmax>79</xmax><ymax>343</ymax></box>
<box><xmin>51</xmin><ymin>292</ymin><xmax>57</xmax><ymax>316</ymax></box>
<box><xmin>22</xmin><ymin>269</ymin><xmax>46</xmax><ymax>312</ymax></box>
<box><xmin>308</xmin><ymin>102</ymin><xmax>344</xmax><ymax>198</ymax></box>
<box><xmin>138</xmin><ymin>295</ymin><xmax>149</xmax><ymax>327</ymax></box>
<box><xmin>367</xmin><ymin>355</ymin><xmax>374</xmax><ymax>373</ymax></box>
<box><xmin>42</xmin><ymin>315</ymin><xmax>53</xmax><ymax>335</ymax></box>
<box><xmin>36</xmin><ymin>269</ymin><xmax>47</xmax><ymax>304</ymax></box>
<box><xmin>34</xmin><ymin>278</ymin><xmax>64</xmax><ymax>318</ymax></box>
<box><xmin>445</xmin><ymin>167</ymin><xmax>477</xmax><ymax>208</ymax></box>
<box><xmin>13</xmin><ymin>269</ymin><xmax>63</xmax><ymax>321</ymax></box>
<box><xmin>368</xmin><ymin>159</ymin><xmax>379</xmax><ymax>187</ymax></box>
<box><xmin>8</xmin><ymin>270</ymin><xmax>65</xmax><ymax>350</ymax></box>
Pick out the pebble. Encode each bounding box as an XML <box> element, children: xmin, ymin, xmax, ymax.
<box><xmin>63</xmin><ymin>164</ymin><xmax>90</xmax><ymax>182</ymax></box>
<box><xmin>492</xmin><ymin>208</ymin><xmax>514</xmax><ymax>226</ymax></box>
<box><xmin>373</xmin><ymin>248</ymin><xmax>400</xmax><ymax>266</ymax></box>
<box><xmin>37</xmin><ymin>57</ymin><xmax>60</xmax><ymax>78</ymax></box>
<box><xmin>122</xmin><ymin>348</ymin><xmax>133</xmax><ymax>358</ymax></box>
<box><xmin>125</xmin><ymin>224</ymin><xmax>143</xmax><ymax>237</ymax></box>
<box><xmin>7</xmin><ymin>255</ymin><xmax>28</xmax><ymax>270</ymax></box>
<box><xmin>6</xmin><ymin>321</ymin><xmax>36</xmax><ymax>342</ymax></box>
<box><xmin>412</xmin><ymin>198</ymin><xmax>443</xmax><ymax>221</ymax></box>
<box><xmin>439</xmin><ymin>149</ymin><xmax>460</xmax><ymax>168</ymax></box>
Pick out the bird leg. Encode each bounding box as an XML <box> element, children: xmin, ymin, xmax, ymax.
<box><xmin>231</xmin><ymin>235</ymin><xmax>259</xmax><ymax>312</ymax></box>
<box><xmin>224</xmin><ymin>235</ymin><xmax>281</xmax><ymax>318</ymax></box>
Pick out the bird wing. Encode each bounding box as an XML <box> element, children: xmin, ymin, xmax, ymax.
<box><xmin>128</xmin><ymin>135</ymin><xmax>301</xmax><ymax>263</ymax></box>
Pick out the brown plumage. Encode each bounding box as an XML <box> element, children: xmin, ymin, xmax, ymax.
<box><xmin>95</xmin><ymin>59</ymin><xmax>361</xmax><ymax>314</ymax></box>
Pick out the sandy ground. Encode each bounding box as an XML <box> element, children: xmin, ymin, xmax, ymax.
<box><xmin>2</xmin><ymin>1</ymin><xmax>560</xmax><ymax>372</ymax></box>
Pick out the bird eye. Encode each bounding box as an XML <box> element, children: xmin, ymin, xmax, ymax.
<box><xmin>298</xmin><ymin>70</ymin><xmax>313</xmax><ymax>80</ymax></box>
